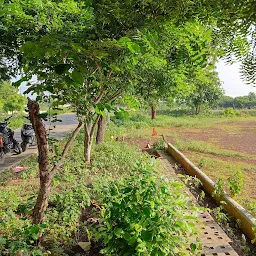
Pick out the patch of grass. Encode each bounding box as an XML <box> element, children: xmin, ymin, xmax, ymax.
<box><xmin>184</xmin><ymin>152</ymin><xmax>256</xmax><ymax>217</ymax></box>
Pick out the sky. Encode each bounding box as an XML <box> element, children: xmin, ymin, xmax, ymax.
<box><xmin>216</xmin><ymin>60</ymin><xmax>256</xmax><ymax>97</ymax></box>
<box><xmin>18</xmin><ymin>60</ymin><xmax>255</xmax><ymax>98</ymax></box>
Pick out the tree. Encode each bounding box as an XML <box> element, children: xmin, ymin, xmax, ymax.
<box><xmin>218</xmin><ymin>96</ymin><xmax>235</xmax><ymax>109</ymax></box>
<box><xmin>134</xmin><ymin>20</ymin><xmax>219</xmax><ymax>118</ymax></box>
<box><xmin>184</xmin><ymin>69</ymin><xmax>224</xmax><ymax>114</ymax></box>
<box><xmin>0</xmin><ymin>81</ymin><xmax>26</xmax><ymax>113</ymax></box>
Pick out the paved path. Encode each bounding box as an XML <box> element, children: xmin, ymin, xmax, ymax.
<box><xmin>0</xmin><ymin>113</ymin><xmax>78</xmax><ymax>172</ymax></box>
<box><xmin>157</xmin><ymin>150</ymin><xmax>239</xmax><ymax>256</ymax></box>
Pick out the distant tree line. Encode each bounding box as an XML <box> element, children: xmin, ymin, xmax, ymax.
<box><xmin>218</xmin><ymin>92</ymin><xmax>256</xmax><ymax>109</ymax></box>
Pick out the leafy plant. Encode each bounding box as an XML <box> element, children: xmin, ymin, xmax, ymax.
<box><xmin>198</xmin><ymin>158</ymin><xmax>207</xmax><ymax>168</ymax></box>
<box><xmin>0</xmin><ymin>218</ymin><xmax>47</xmax><ymax>255</ymax></box>
<box><xmin>227</xmin><ymin>170</ymin><xmax>244</xmax><ymax>197</ymax></box>
<box><xmin>91</xmin><ymin>163</ymin><xmax>201</xmax><ymax>256</ymax></box>
<box><xmin>213</xmin><ymin>178</ymin><xmax>225</xmax><ymax>197</ymax></box>
<box><xmin>223</xmin><ymin>108</ymin><xmax>237</xmax><ymax>117</ymax></box>
<box><xmin>212</xmin><ymin>201</ymin><xmax>230</xmax><ymax>224</ymax></box>
<box><xmin>152</xmin><ymin>139</ymin><xmax>167</xmax><ymax>150</ymax></box>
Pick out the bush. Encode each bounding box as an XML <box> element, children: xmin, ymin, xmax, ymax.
<box><xmin>223</xmin><ymin>108</ymin><xmax>238</xmax><ymax>117</ymax></box>
<box><xmin>92</xmin><ymin>163</ymin><xmax>201</xmax><ymax>256</ymax></box>
<box><xmin>153</xmin><ymin>139</ymin><xmax>166</xmax><ymax>150</ymax></box>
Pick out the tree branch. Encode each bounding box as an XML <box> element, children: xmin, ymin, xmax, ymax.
<box><xmin>90</xmin><ymin>114</ymin><xmax>101</xmax><ymax>138</ymax></box>
<box><xmin>50</xmin><ymin>121</ymin><xmax>83</xmax><ymax>176</ymax></box>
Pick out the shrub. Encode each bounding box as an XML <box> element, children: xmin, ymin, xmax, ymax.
<box><xmin>228</xmin><ymin>170</ymin><xmax>244</xmax><ymax>197</ymax></box>
<box><xmin>153</xmin><ymin>139</ymin><xmax>166</xmax><ymax>150</ymax></box>
<box><xmin>223</xmin><ymin>108</ymin><xmax>237</xmax><ymax>117</ymax></box>
<box><xmin>92</xmin><ymin>163</ymin><xmax>201</xmax><ymax>255</ymax></box>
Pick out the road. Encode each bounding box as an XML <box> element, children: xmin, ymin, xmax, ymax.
<box><xmin>0</xmin><ymin>113</ymin><xmax>78</xmax><ymax>172</ymax></box>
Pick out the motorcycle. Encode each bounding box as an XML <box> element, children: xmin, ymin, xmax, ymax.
<box><xmin>0</xmin><ymin>116</ymin><xmax>22</xmax><ymax>163</ymax></box>
<box><xmin>21</xmin><ymin>117</ymin><xmax>35</xmax><ymax>152</ymax></box>
<box><xmin>0</xmin><ymin>136</ymin><xmax>5</xmax><ymax>164</ymax></box>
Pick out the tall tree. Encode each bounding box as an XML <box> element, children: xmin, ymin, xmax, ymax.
<box><xmin>184</xmin><ymin>69</ymin><xmax>224</xmax><ymax>114</ymax></box>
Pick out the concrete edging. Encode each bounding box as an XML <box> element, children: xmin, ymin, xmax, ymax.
<box><xmin>167</xmin><ymin>142</ymin><xmax>256</xmax><ymax>243</ymax></box>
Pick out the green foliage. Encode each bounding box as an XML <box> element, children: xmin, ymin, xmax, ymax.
<box><xmin>183</xmin><ymin>69</ymin><xmax>224</xmax><ymax>114</ymax></box>
<box><xmin>228</xmin><ymin>170</ymin><xmax>244</xmax><ymax>197</ymax></box>
<box><xmin>153</xmin><ymin>139</ymin><xmax>166</xmax><ymax>150</ymax></box>
<box><xmin>92</xmin><ymin>163</ymin><xmax>201</xmax><ymax>256</ymax></box>
<box><xmin>45</xmin><ymin>182</ymin><xmax>90</xmax><ymax>245</ymax></box>
<box><xmin>218</xmin><ymin>93</ymin><xmax>256</xmax><ymax>110</ymax></box>
<box><xmin>213</xmin><ymin>178</ymin><xmax>225</xmax><ymax>197</ymax></box>
<box><xmin>91</xmin><ymin>141</ymin><xmax>149</xmax><ymax>177</ymax></box>
<box><xmin>0</xmin><ymin>114</ymin><xmax>26</xmax><ymax>130</ymax></box>
<box><xmin>223</xmin><ymin>108</ymin><xmax>238</xmax><ymax>117</ymax></box>
<box><xmin>0</xmin><ymin>81</ymin><xmax>26</xmax><ymax>113</ymax></box>
<box><xmin>213</xmin><ymin>201</ymin><xmax>230</xmax><ymax>224</ymax></box>
<box><xmin>198</xmin><ymin>158</ymin><xmax>207</xmax><ymax>168</ymax></box>
<box><xmin>0</xmin><ymin>212</ymin><xmax>47</xmax><ymax>255</ymax></box>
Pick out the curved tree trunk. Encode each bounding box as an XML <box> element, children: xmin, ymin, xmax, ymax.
<box><xmin>28</xmin><ymin>99</ymin><xmax>50</xmax><ymax>225</ymax></box>
<box><xmin>151</xmin><ymin>106</ymin><xmax>156</xmax><ymax>119</ymax></box>
<box><xmin>28</xmin><ymin>98</ymin><xmax>83</xmax><ymax>225</ymax></box>
<box><xmin>96</xmin><ymin>115</ymin><xmax>106</xmax><ymax>144</ymax></box>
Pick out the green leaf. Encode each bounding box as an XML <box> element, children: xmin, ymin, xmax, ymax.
<box><xmin>37</xmin><ymin>112</ymin><xmax>48</xmax><ymax>119</ymax></box>
<box><xmin>71</xmin><ymin>70</ymin><xmax>84</xmax><ymax>84</ymax></box>
<box><xmin>12</xmin><ymin>76</ymin><xmax>30</xmax><ymax>87</ymax></box>
<box><xmin>54</xmin><ymin>64</ymin><xmax>71</xmax><ymax>75</ymax></box>
<box><xmin>190</xmin><ymin>243</ymin><xmax>197</xmax><ymax>252</ymax></box>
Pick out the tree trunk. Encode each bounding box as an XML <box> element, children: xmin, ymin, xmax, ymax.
<box><xmin>84</xmin><ymin>121</ymin><xmax>93</xmax><ymax>164</ymax></box>
<box><xmin>195</xmin><ymin>104</ymin><xmax>201</xmax><ymax>114</ymax></box>
<box><xmin>28</xmin><ymin>99</ymin><xmax>50</xmax><ymax>225</ymax></box>
<box><xmin>84</xmin><ymin>115</ymin><xmax>100</xmax><ymax>164</ymax></box>
<box><xmin>96</xmin><ymin>115</ymin><xmax>106</xmax><ymax>144</ymax></box>
<box><xmin>28</xmin><ymin>99</ymin><xmax>83</xmax><ymax>225</ymax></box>
<box><xmin>151</xmin><ymin>106</ymin><xmax>156</xmax><ymax>119</ymax></box>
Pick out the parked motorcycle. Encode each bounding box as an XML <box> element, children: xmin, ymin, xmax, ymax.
<box><xmin>21</xmin><ymin>117</ymin><xmax>35</xmax><ymax>152</ymax></box>
<box><xmin>0</xmin><ymin>136</ymin><xmax>5</xmax><ymax>164</ymax></box>
<box><xmin>0</xmin><ymin>116</ymin><xmax>22</xmax><ymax>163</ymax></box>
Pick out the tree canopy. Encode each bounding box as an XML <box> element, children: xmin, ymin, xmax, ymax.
<box><xmin>0</xmin><ymin>81</ymin><xmax>26</xmax><ymax>113</ymax></box>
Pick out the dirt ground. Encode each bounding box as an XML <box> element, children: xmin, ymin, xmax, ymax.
<box><xmin>176</xmin><ymin>120</ymin><xmax>256</xmax><ymax>155</ymax></box>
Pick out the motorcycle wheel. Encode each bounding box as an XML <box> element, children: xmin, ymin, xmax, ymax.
<box><xmin>21</xmin><ymin>141</ymin><xmax>28</xmax><ymax>152</ymax></box>
<box><xmin>0</xmin><ymin>151</ymin><xmax>5</xmax><ymax>164</ymax></box>
<box><xmin>13</xmin><ymin>141</ymin><xmax>22</xmax><ymax>154</ymax></box>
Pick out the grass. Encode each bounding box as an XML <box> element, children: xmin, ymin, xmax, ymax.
<box><xmin>185</xmin><ymin>152</ymin><xmax>256</xmax><ymax>217</ymax></box>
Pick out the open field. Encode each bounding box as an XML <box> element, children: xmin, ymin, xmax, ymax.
<box><xmin>121</xmin><ymin>115</ymin><xmax>256</xmax><ymax>217</ymax></box>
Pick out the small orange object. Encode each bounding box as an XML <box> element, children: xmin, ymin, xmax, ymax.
<box><xmin>152</xmin><ymin>128</ymin><xmax>157</xmax><ymax>136</ymax></box>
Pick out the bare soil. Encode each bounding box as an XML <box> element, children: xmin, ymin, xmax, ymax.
<box><xmin>177</xmin><ymin>120</ymin><xmax>256</xmax><ymax>155</ymax></box>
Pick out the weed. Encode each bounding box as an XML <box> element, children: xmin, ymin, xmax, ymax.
<box><xmin>228</xmin><ymin>170</ymin><xmax>244</xmax><ymax>197</ymax></box>
<box><xmin>198</xmin><ymin>158</ymin><xmax>207</xmax><ymax>168</ymax></box>
<box><xmin>91</xmin><ymin>163</ymin><xmax>202</xmax><ymax>256</ymax></box>
<box><xmin>152</xmin><ymin>139</ymin><xmax>166</xmax><ymax>150</ymax></box>
<box><xmin>213</xmin><ymin>201</ymin><xmax>230</xmax><ymax>224</ymax></box>
<box><xmin>213</xmin><ymin>178</ymin><xmax>225</xmax><ymax>197</ymax></box>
